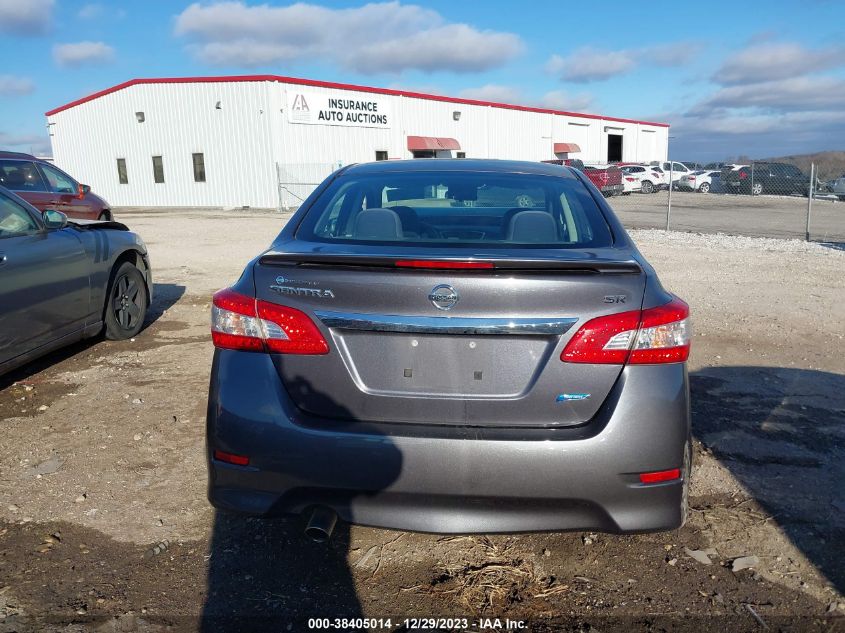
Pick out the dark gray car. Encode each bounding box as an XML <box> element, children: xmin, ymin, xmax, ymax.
<box><xmin>207</xmin><ymin>160</ymin><xmax>691</xmax><ymax>538</ymax></box>
<box><xmin>0</xmin><ymin>186</ymin><xmax>152</xmax><ymax>376</ymax></box>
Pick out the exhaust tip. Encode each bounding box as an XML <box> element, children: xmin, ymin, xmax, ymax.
<box><xmin>304</xmin><ymin>506</ymin><xmax>337</xmax><ymax>543</ymax></box>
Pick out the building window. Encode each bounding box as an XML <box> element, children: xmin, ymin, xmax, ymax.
<box><xmin>117</xmin><ymin>158</ymin><xmax>128</xmax><ymax>184</ymax></box>
<box><xmin>152</xmin><ymin>156</ymin><xmax>164</xmax><ymax>184</ymax></box>
<box><xmin>192</xmin><ymin>153</ymin><xmax>206</xmax><ymax>182</ymax></box>
<box><xmin>456</xmin><ymin>152</ymin><xmax>466</xmax><ymax>159</ymax></box>
<box><xmin>375</xmin><ymin>151</ymin><xmax>388</xmax><ymax>161</ymax></box>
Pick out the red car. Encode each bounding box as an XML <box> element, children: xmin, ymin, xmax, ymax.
<box><xmin>0</xmin><ymin>151</ymin><xmax>112</xmax><ymax>220</ymax></box>
<box><xmin>542</xmin><ymin>159</ymin><xmax>623</xmax><ymax>197</ymax></box>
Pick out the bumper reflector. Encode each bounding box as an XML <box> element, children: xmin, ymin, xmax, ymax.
<box><xmin>213</xmin><ymin>449</ymin><xmax>250</xmax><ymax>466</ymax></box>
<box><xmin>639</xmin><ymin>468</ymin><xmax>681</xmax><ymax>484</ymax></box>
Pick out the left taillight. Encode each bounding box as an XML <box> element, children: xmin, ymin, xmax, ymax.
<box><xmin>211</xmin><ymin>288</ymin><xmax>329</xmax><ymax>355</ymax></box>
<box><xmin>561</xmin><ymin>297</ymin><xmax>690</xmax><ymax>365</ymax></box>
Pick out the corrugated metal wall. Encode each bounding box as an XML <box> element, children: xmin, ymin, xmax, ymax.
<box><xmin>48</xmin><ymin>79</ymin><xmax>669</xmax><ymax>208</ymax></box>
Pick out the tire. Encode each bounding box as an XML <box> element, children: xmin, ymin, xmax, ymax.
<box><xmin>751</xmin><ymin>182</ymin><xmax>763</xmax><ymax>196</ymax></box>
<box><xmin>698</xmin><ymin>182</ymin><xmax>710</xmax><ymax>193</ymax></box>
<box><xmin>104</xmin><ymin>262</ymin><xmax>148</xmax><ymax>340</ymax></box>
<box><xmin>641</xmin><ymin>180</ymin><xmax>654</xmax><ymax>194</ymax></box>
<box><xmin>839</xmin><ymin>195</ymin><xmax>845</xmax><ymax>202</ymax></box>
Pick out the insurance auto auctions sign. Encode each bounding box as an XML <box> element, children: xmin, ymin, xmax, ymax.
<box><xmin>286</xmin><ymin>91</ymin><xmax>391</xmax><ymax>129</ymax></box>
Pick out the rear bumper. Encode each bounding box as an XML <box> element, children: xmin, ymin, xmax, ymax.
<box><xmin>207</xmin><ymin>351</ymin><xmax>691</xmax><ymax>534</ymax></box>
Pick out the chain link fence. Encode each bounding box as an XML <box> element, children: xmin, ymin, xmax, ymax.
<box><xmin>273</xmin><ymin>158</ymin><xmax>844</xmax><ymax>244</ymax></box>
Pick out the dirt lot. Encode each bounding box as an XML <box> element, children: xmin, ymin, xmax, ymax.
<box><xmin>611</xmin><ymin>190</ymin><xmax>845</xmax><ymax>242</ymax></box>
<box><xmin>1</xmin><ymin>209</ymin><xmax>844</xmax><ymax>632</ymax></box>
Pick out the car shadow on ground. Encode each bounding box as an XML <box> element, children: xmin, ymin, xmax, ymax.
<box><xmin>0</xmin><ymin>282</ymin><xmax>184</xmax><ymax>391</ymax></box>
<box><xmin>690</xmin><ymin>366</ymin><xmax>845</xmax><ymax>593</ymax></box>
<box><xmin>146</xmin><ymin>281</ymin><xmax>186</xmax><ymax>323</ymax></box>
<box><xmin>200</xmin><ymin>375</ymin><xmax>402</xmax><ymax>632</ymax></box>
<box><xmin>817</xmin><ymin>241</ymin><xmax>845</xmax><ymax>252</ymax></box>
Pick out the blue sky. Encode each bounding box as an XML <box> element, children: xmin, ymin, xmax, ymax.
<box><xmin>2</xmin><ymin>0</ymin><xmax>844</xmax><ymax>160</ymax></box>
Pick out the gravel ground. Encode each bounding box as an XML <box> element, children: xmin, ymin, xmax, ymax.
<box><xmin>0</xmin><ymin>209</ymin><xmax>843</xmax><ymax>632</ymax></box>
<box><xmin>610</xmin><ymin>190</ymin><xmax>845</xmax><ymax>242</ymax></box>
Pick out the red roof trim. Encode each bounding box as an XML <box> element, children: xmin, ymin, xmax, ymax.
<box><xmin>44</xmin><ymin>74</ymin><xmax>670</xmax><ymax>128</ymax></box>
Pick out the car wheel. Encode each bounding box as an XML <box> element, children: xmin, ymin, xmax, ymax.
<box><xmin>751</xmin><ymin>182</ymin><xmax>763</xmax><ymax>195</ymax></box>
<box><xmin>698</xmin><ymin>182</ymin><xmax>710</xmax><ymax>193</ymax></box>
<box><xmin>641</xmin><ymin>180</ymin><xmax>654</xmax><ymax>194</ymax></box>
<box><xmin>839</xmin><ymin>195</ymin><xmax>845</xmax><ymax>202</ymax></box>
<box><xmin>104</xmin><ymin>262</ymin><xmax>148</xmax><ymax>340</ymax></box>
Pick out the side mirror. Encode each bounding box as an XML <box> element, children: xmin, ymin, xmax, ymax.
<box><xmin>77</xmin><ymin>183</ymin><xmax>90</xmax><ymax>199</ymax></box>
<box><xmin>42</xmin><ymin>209</ymin><xmax>68</xmax><ymax>229</ymax></box>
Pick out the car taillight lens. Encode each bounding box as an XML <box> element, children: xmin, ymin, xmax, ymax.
<box><xmin>739</xmin><ymin>171</ymin><xmax>748</xmax><ymax>179</ymax></box>
<box><xmin>561</xmin><ymin>297</ymin><xmax>690</xmax><ymax>365</ymax></box>
<box><xmin>211</xmin><ymin>288</ymin><xmax>329</xmax><ymax>354</ymax></box>
<box><xmin>625</xmin><ymin>177</ymin><xmax>637</xmax><ymax>182</ymax></box>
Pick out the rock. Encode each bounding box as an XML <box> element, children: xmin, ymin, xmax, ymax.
<box><xmin>543</xmin><ymin>548</ymin><xmax>551</xmax><ymax>557</ymax></box>
<box><xmin>37</xmin><ymin>405</ymin><xmax>48</xmax><ymax>412</ymax></box>
<box><xmin>731</xmin><ymin>555</ymin><xmax>760</xmax><ymax>572</ymax></box>
<box><xmin>27</xmin><ymin>455</ymin><xmax>64</xmax><ymax>477</ymax></box>
<box><xmin>131</xmin><ymin>398</ymin><xmax>143</xmax><ymax>405</ymax></box>
<box><xmin>24</xmin><ymin>385</ymin><xmax>33</xmax><ymax>392</ymax></box>
<box><xmin>7</xmin><ymin>505</ymin><xmax>18</xmax><ymax>512</ymax></box>
<box><xmin>582</xmin><ymin>533</ymin><xmax>596</xmax><ymax>545</ymax></box>
<box><xmin>685</xmin><ymin>547</ymin><xmax>713</xmax><ymax>565</ymax></box>
<box><xmin>75</xmin><ymin>494</ymin><xmax>87</xmax><ymax>503</ymax></box>
<box><xmin>667</xmin><ymin>557</ymin><xmax>678</xmax><ymax>566</ymax></box>
<box><xmin>133</xmin><ymin>434</ymin><xmax>142</xmax><ymax>441</ymax></box>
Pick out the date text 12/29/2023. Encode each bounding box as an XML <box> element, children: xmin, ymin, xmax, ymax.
<box><xmin>307</xmin><ymin>618</ymin><xmax>528</xmax><ymax>630</ymax></box>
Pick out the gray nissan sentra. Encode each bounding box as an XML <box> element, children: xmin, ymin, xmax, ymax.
<box><xmin>207</xmin><ymin>159</ymin><xmax>691</xmax><ymax>539</ymax></box>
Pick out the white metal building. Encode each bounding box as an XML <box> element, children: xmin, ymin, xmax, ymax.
<box><xmin>46</xmin><ymin>75</ymin><xmax>669</xmax><ymax>209</ymax></box>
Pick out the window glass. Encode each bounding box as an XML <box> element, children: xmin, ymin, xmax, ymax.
<box><xmin>374</xmin><ymin>151</ymin><xmax>388</xmax><ymax>161</ymax></box>
<box><xmin>0</xmin><ymin>160</ymin><xmax>48</xmax><ymax>192</ymax></box>
<box><xmin>117</xmin><ymin>158</ymin><xmax>128</xmax><ymax>184</ymax></box>
<box><xmin>192</xmin><ymin>153</ymin><xmax>206</xmax><ymax>182</ymax></box>
<box><xmin>40</xmin><ymin>164</ymin><xmax>77</xmax><ymax>194</ymax></box>
<box><xmin>299</xmin><ymin>171</ymin><xmax>612</xmax><ymax>248</ymax></box>
<box><xmin>0</xmin><ymin>192</ymin><xmax>39</xmax><ymax>238</ymax></box>
<box><xmin>153</xmin><ymin>156</ymin><xmax>165</xmax><ymax>184</ymax></box>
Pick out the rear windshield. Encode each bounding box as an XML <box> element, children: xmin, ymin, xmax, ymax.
<box><xmin>297</xmin><ymin>170</ymin><xmax>613</xmax><ymax>248</ymax></box>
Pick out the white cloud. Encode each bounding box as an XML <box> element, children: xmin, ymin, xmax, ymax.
<box><xmin>546</xmin><ymin>49</ymin><xmax>636</xmax><ymax>83</ymax></box>
<box><xmin>458</xmin><ymin>84</ymin><xmax>522</xmax><ymax>103</ymax></box>
<box><xmin>0</xmin><ymin>131</ymin><xmax>51</xmax><ymax>155</ymax></box>
<box><xmin>53</xmin><ymin>41</ymin><xmax>115</xmax><ymax>68</ymax></box>
<box><xmin>538</xmin><ymin>89</ymin><xmax>594</xmax><ymax>112</ymax></box>
<box><xmin>0</xmin><ymin>75</ymin><xmax>35</xmax><ymax>96</ymax></box>
<box><xmin>693</xmin><ymin>76</ymin><xmax>845</xmax><ymax>113</ymax></box>
<box><xmin>174</xmin><ymin>1</ymin><xmax>523</xmax><ymax>73</ymax></box>
<box><xmin>546</xmin><ymin>42</ymin><xmax>702</xmax><ymax>83</ymax></box>
<box><xmin>714</xmin><ymin>42</ymin><xmax>845</xmax><ymax>85</ymax></box>
<box><xmin>0</xmin><ymin>0</ymin><xmax>53</xmax><ymax>35</ymax></box>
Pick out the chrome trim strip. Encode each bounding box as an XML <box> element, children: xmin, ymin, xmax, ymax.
<box><xmin>315</xmin><ymin>310</ymin><xmax>578</xmax><ymax>336</ymax></box>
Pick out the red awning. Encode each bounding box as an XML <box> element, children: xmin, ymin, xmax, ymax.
<box><xmin>407</xmin><ymin>136</ymin><xmax>461</xmax><ymax>151</ymax></box>
<box><xmin>553</xmin><ymin>142</ymin><xmax>581</xmax><ymax>154</ymax></box>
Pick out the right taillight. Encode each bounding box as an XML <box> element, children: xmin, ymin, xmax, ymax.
<box><xmin>211</xmin><ymin>288</ymin><xmax>329</xmax><ymax>355</ymax></box>
<box><xmin>561</xmin><ymin>298</ymin><xmax>690</xmax><ymax>365</ymax></box>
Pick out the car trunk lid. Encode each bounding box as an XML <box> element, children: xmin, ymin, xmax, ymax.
<box><xmin>253</xmin><ymin>243</ymin><xmax>647</xmax><ymax>428</ymax></box>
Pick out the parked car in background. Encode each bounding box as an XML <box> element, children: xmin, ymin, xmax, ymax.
<box><xmin>652</xmin><ymin>161</ymin><xmax>692</xmax><ymax>189</ymax></box>
<box><xmin>721</xmin><ymin>162</ymin><xmax>810</xmax><ymax>196</ymax></box>
<box><xmin>704</xmin><ymin>162</ymin><xmax>726</xmax><ymax>170</ymax></box>
<box><xmin>207</xmin><ymin>159</ymin><xmax>692</xmax><ymax>537</ymax></box>
<box><xmin>679</xmin><ymin>162</ymin><xmax>703</xmax><ymax>171</ymax></box>
<box><xmin>542</xmin><ymin>159</ymin><xmax>623</xmax><ymax>198</ymax></box>
<box><xmin>677</xmin><ymin>170</ymin><xmax>721</xmax><ymax>193</ymax></box>
<box><xmin>831</xmin><ymin>174</ymin><xmax>845</xmax><ymax>200</ymax></box>
<box><xmin>0</xmin><ymin>186</ymin><xmax>152</xmax><ymax>376</ymax></box>
<box><xmin>620</xmin><ymin>165</ymin><xmax>662</xmax><ymax>194</ymax></box>
<box><xmin>0</xmin><ymin>151</ymin><xmax>112</xmax><ymax>221</ymax></box>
